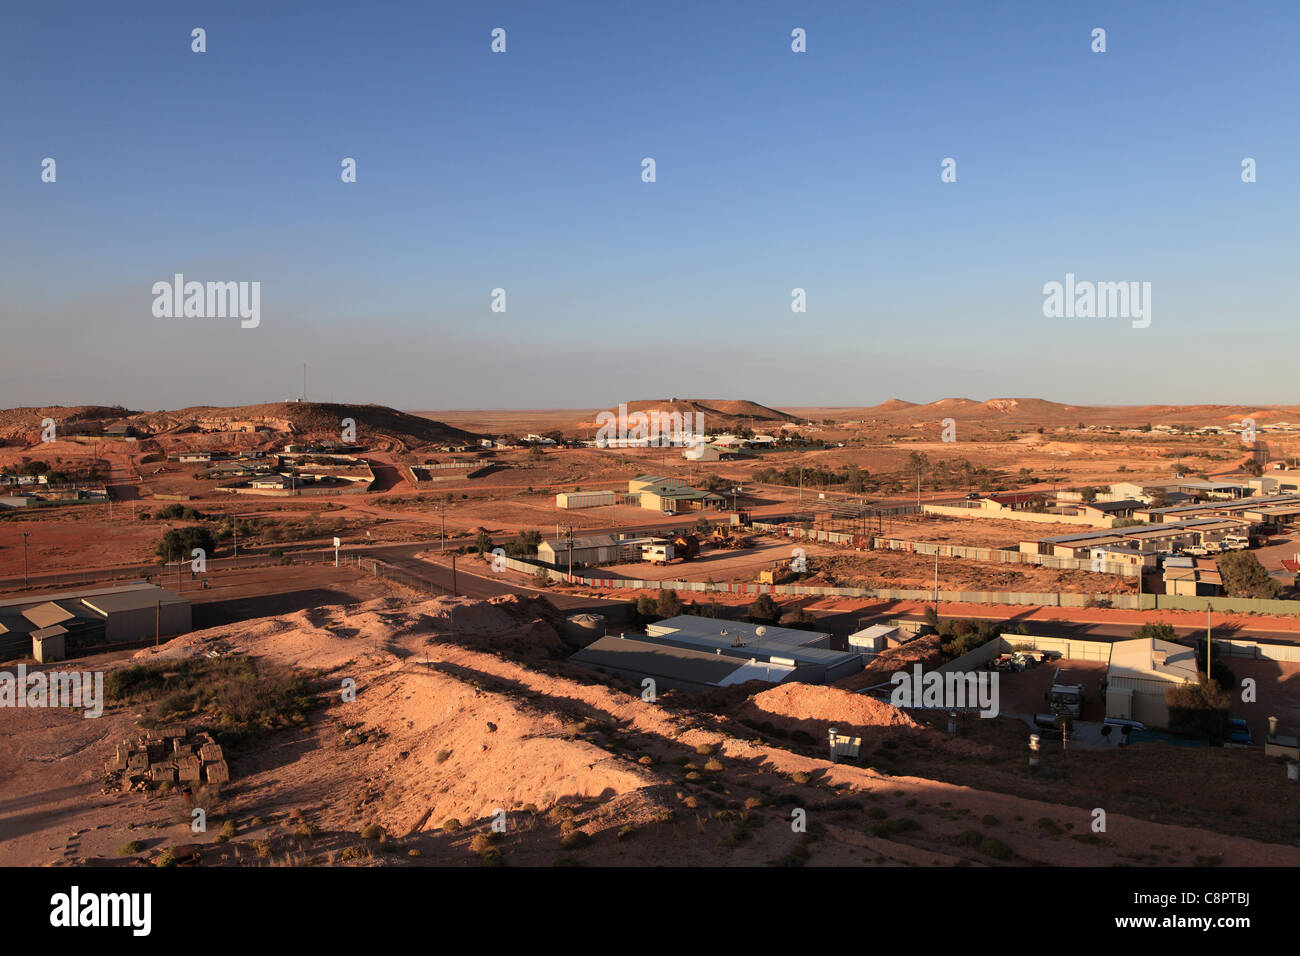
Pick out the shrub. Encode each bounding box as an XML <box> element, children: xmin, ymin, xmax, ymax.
<box><xmin>118</xmin><ymin>840</ymin><xmax>144</xmax><ymax>856</ymax></box>
<box><xmin>361</xmin><ymin>824</ymin><xmax>385</xmax><ymax>840</ymax></box>
<box><xmin>560</xmin><ymin>830</ymin><xmax>591</xmax><ymax>849</ymax></box>
<box><xmin>442</xmin><ymin>818</ymin><xmax>462</xmax><ymax>832</ymax></box>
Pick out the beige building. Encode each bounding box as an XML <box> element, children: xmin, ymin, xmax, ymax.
<box><xmin>1105</xmin><ymin>638</ymin><xmax>1199</xmax><ymax>728</ymax></box>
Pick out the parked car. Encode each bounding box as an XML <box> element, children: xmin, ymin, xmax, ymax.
<box><xmin>1227</xmin><ymin>718</ymin><xmax>1253</xmax><ymax>745</ymax></box>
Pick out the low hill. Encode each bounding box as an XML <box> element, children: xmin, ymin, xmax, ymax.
<box><xmin>0</xmin><ymin>402</ymin><xmax>478</xmax><ymax>451</ymax></box>
<box><xmin>577</xmin><ymin>398</ymin><xmax>796</xmax><ymax>434</ymax></box>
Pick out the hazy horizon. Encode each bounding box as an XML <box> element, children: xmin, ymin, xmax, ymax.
<box><xmin>3</xmin><ymin>1</ymin><xmax>1296</xmax><ymax>409</ymax></box>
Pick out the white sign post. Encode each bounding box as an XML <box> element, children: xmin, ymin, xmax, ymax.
<box><xmin>333</xmin><ymin>536</ymin><xmax>341</xmax><ymax>567</ymax></box>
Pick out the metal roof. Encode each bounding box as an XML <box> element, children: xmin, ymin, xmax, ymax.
<box><xmin>22</xmin><ymin>602</ymin><xmax>75</xmax><ymax>629</ymax></box>
<box><xmin>570</xmin><ymin>635</ymin><xmax>784</xmax><ymax>687</ymax></box>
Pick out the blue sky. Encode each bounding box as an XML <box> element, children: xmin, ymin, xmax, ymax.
<box><xmin>1</xmin><ymin>1</ymin><xmax>1296</xmax><ymax>411</ymax></box>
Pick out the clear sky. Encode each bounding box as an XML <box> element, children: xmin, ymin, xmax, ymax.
<box><xmin>1</xmin><ymin>1</ymin><xmax>1295</xmax><ymax>412</ymax></box>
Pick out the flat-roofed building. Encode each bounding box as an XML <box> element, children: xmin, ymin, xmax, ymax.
<box><xmin>644</xmin><ymin>615</ymin><xmax>863</xmax><ymax>683</ymax></box>
<box><xmin>570</xmin><ymin>635</ymin><xmax>794</xmax><ymax>692</ymax></box>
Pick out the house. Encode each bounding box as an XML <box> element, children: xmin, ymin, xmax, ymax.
<box><xmin>536</xmin><ymin>534</ymin><xmax>625</xmax><ymax>568</ymax></box>
<box><xmin>1074</xmin><ymin>499</ymin><xmax>1144</xmax><ymax>522</ymax></box>
<box><xmin>1162</xmin><ymin>556</ymin><xmax>1223</xmax><ymax>597</ymax></box>
<box><xmin>1105</xmin><ymin>638</ymin><xmax>1199</xmax><ymax>728</ymax></box>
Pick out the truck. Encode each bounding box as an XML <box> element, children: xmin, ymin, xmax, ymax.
<box><xmin>1045</xmin><ymin>670</ymin><xmax>1085</xmax><ymax>718</ymax></box>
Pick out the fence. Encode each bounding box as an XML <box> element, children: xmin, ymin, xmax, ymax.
<box><xmin>751</xmin><ymin>521</ymin><xmax>1136</xmax><ymax>576</ymax></box>
<box><xmin>356</xmin><ymin>557</ymin><xmax>455</xmax><ymax>596</ymax></box>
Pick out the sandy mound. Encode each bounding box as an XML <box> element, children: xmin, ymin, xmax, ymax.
<box><xmin>738</xmin><ymin>682</ymin><xmax>920</xmax><ymax>746</ymax></box>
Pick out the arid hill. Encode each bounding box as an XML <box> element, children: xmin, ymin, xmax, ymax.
<box><xmin>0</xmin><ymin>402</ymin><xmax>478</xmax><ymax>451</ymax></box>
<box><xmin>7</xmin><ymin>592</ymin><xmax>1300</xmax><ymax>868</ymax></box>
<box><xmin>790</xmin><ymin>398</ymin><xmax>1300</xmax><ymax>428</ymax></box>
<box><xmin>576</xmin><ymin>399</ymin><xmax>797</xmax><ymax>434</ymax></box>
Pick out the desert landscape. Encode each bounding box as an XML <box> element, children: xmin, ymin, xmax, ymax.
<box><xmin>3</xmin><ymin>396</ymin><xmax>1300</xmax><ymax>872</ymax></box>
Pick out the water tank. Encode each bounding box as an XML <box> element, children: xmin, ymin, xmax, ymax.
<box><xmin>564</xmin><ymin>613</ymin><xmax>605</xmax><ymax>644</ymax></box>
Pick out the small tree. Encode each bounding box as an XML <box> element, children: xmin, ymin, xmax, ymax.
<box><xmin>1218</xmin><ymin>551</ymin><xmax>1281</xmax><ymax>599</ymax></box>
<box><xmin>1132</xmin><ymin>622</ymin><xmax>1176</xmax><ymax>642</ymax></box>
<box><xmin>747</xmin><ymin>594</ymin><xmax>780</xmax><ymax>625</ymax></box>
<box><xmin>156</xmin><ymin>526</ymin><xmax>216</xmax><ymax>564</ymax></box>
<box><xmin>1166</xmin><ymin>678</ymin><xmax>1230</xmax><ymax>740</ymax></box>
<box><xmin>474</xmin><ymin>529</ymin><xmax>492</xmax><ymax>554</ymax></box>
<box><xmin>655</xmin><ymin>589</ymin><xmax>682</xmax><ymax>618</ymax></box>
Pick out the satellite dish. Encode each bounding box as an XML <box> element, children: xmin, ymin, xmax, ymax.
<box><xmin>755</xmin><ymin>626</ymin><xmax>767</xmax><ymax>637</ymax></box>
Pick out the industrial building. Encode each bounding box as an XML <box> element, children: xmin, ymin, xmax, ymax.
<box><xmin>1133</xmin><ymin>493</ymin><xmax>1300</xmax><ymax>525</ymax></box>
<box><xmin>846</xmin><ymin>624</ymin><xmax>900</xmax><ymax>656</ymax></box>
<box><xmin>0</xmin><ymin>583</ymin><xmax>191</xmax><ymax>661</ymax></box>
<box><xmin>569</xmin><ymin>634</ymin><xmax>795</xmax><ymax>692</ymax></box>
<box><xmin>1104</xmin><ymin>638</ymin><xmax>1199</xmax><ymax>728</ymax></box>
<box><xmin>555</xmin><ymin>490</ymin><xmax>617</xmax><ymax>509</ymax></box>
<box><xmin>643</xmin><ymin>615</ymin><xmax>864</xmax><ymax>683</ymax></box>
<box><xmin>1024</xmin><ymin>516</ymin><xmax>1253</xmax><ymax>559</ymax></box>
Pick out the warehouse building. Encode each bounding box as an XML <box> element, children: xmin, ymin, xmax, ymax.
<box><xmin>1026</xmin><ymin>517</ymin><xmax>1252</xmax><ymax>559</ymax></box>
<box><xmin>536</xmin><ymin>534</ymin><xmax>667</xmax><ymax>568</ymax></box>
<box><xmin>0</xmin><ymin>584</ymin><xmax>191</xmax><ymax>661</ymax></box>
<box><xmin>1134</xmin><ymin>494</ymin><xmax>1300</xmax><ymax>524</ymax></box>
<box><xmin>643</xmin><ymin>615</ymin><xmax>863</xmax><ymax>683</ymax></box>
<box><xmin>570</xmin><ymin>635</ymin><xmax>795</xmax><ymax>692</ymax></box>
<box><xmin>1105</xmin><ymin>638</ymin><xmax>1199</xmax><ymax>728</ymax></box>
<box><xmin>555</xmin><ymin>490</ymin><xmax>617</xmax><ymax>509</ymax></box>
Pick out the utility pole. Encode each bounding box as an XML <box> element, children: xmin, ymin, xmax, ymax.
<box><xmin>451</xmin><ymin>551</ymin><xmax>458</xmax><ymax>596</ymax></box>
<box><xmin>22</xmin><ymin>532</ymin><xmax>30</xmax><ymax>587</ymax></box>
<box><xmin>933</xmin><ymin>551</ymin><xmax>939</xmax><ymax>609</ymax></box>
<box><xmin>155</xmin><ymin>600</ymin><xmax>160</xmax><ymax>648</ymax></box>
<box><xmin>1206</xmin><ymin>605</ymin><xmax>1212</xmax><ymax>677</ymax></box>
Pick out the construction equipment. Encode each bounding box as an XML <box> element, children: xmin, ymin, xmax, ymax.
<box><xmin>710</xmin><ymin>526</ymin><xmax>751</xmax><ymax>550</ymax></box>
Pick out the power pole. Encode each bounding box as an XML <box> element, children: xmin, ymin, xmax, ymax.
<box><xmin>155</xmin><ymin>600</ymin><xmax>160</xmax><ymax>648</ymax></box>
<box><xmin>451</xmin><ymin>551</ymin><xmax>458</xmax><ymax>596</ymax></box>
<box><xmin>22</xmin><ymin>532</ymin><xmax>30</xmax><ymax>587</ymax></box>
<box><xmin>933</xmin><ymin>551</ymin><xmax>939</xmax><ymax>609</ymax></box>
<box><xmin>1206</xmin><ymin>605</ymin><xmax>1212</xmax><ymax>677</ymax></box>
